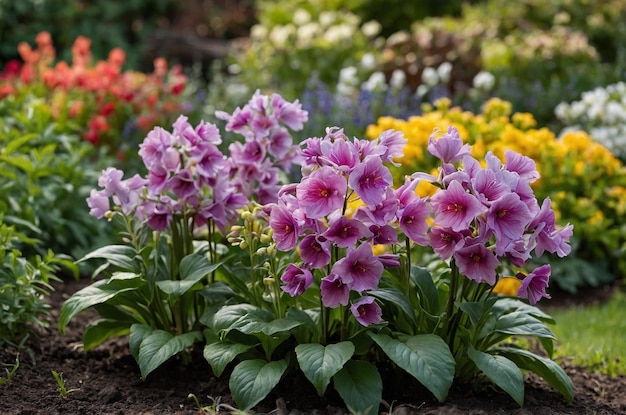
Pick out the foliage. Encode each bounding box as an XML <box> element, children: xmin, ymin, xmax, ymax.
<box><xmin>59</xmin><ymin>92</ymin><xmax>308</xmax><ymax>379</ymax></box>
<box><xmin>0</xmin><ymin>218</ymin><xmax>77</xmax><ymax>348</ymax></box>
<box><xmin>555</xmin><ymin>82</ymin><xmax>626</xmax><ymax>161</ymax></box>
<box><xmin>550</xmin><ymin>292</ymin><xmax>626</xmax><ymax>377</ymax></box>
<box><xmin>0</xmin><ymin>32</ymin><xmax>190</xmax><ymax>163</ymax></box>
<box><xmin>0</xmin><ymin>355</ymin><xmax>19</xmax><ymax>385</ymax></box>
<box><xmin>51</xmin><ymin>370</ymin><xmax>80</xmax><ymax>397</ymax></box>
<box><xmin>0</xmin><ymin>0</ymin><xmax>179</xmax><ymax>70</ymax></box>
<box><xmin>367</xmin><ymin>98</ymin><xmax>626</xmax><ymax>292</ymax></box>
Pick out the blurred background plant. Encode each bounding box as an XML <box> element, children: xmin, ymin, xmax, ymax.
<box><xmin>366</xmin><ymin>98</ymin><xmax>626</xmax><ymax>293</ymax></box>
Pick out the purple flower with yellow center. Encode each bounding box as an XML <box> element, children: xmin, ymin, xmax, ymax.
<box><xmin>350</xmin><ymin>296</ymin><xmax>383</xmax><ymax>326</ymax></box>
<box><xmin>296</xmin><ymin>166</ymin><xmax>347</xmax><ymax>219</ymax></box>
<box><xmin>453</xmin><ymin>243</ymin><xmax>500</xmax><ymax>285</ymax></box>
<box><xmin>517</xmin><ymin>265</ymin><xmax>551</xmax><ymax>305</ymax></box>
<box><xmin>321</xmin><ymin>273</ymin><xmax>351</xmax><ymax>307</ymax></box>
<box><xmin>269</xmin><ymin>204</ymin><xmax>301</xmax><ymax>251</ymax></box>
<box><xmin>299</xmin><ymin>235</ymin><xmax>331</xmax><ymax>268</ymax></box>
<box><xmin>348</xmin><ymin>156</ymin><xmax>392</xmax><ymax>206</ymax></box>
<box><xmin>427</xmin><ymin>126</ymin><xmax>471</xmax><ymax>164</ymax></box>
<box><xmin>486</xmin><ymin>192</ymin><xmax>533</xmax><ymax>255</ymax></box>
<box><xmin>430</xmin><ymin>181</ymin><xmax>486</xmax><ymax>232</ymax></box>
<box><xmin>429</xmin><ymin>226</ymin><xmax>465</xmax><ymax>259</ymax></box>
<box><xmin>399</xmin><ymin>198</ymin><xmax>430</xmax><ymax>245</ymax></box>
<box><xmin>331</xmin><ymin>243</ymin><xmax>383</xmax><ymax>292</ymax></box>
<box><xmin>280</xmin><ymin>264</ymin><xmax>313</xmax><ymax>297</ymax></box>
<box><xmin>323</xmin><ymin>216</ymin><xmax>373</xmax><ymax>248</ymax></box>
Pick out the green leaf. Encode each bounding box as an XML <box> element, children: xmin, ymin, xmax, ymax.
<box><xmin>495</xmin><ymin>347</ymin><xmax>574</xmax><ymax>403</ymax></box>
<box><xmin>369</xmin><ymin>287</ymin><xmax>417</xmax><ymax>326</ymax></box>
<box><xmin>236</xmin><ymin>310</ymin><xmax>303</xmax><ymax>336</ymax></box>
<box><xmin>295</xmin><ymin>342</ymin><xmax>355</xmax><ymax>396</ymax></box>
<box><xmin>77</xmin><ymin>245</ymin><xmax>139</xmax><ymax>270</ymax></box>
<box><xmin>83</xmin><ymin>319</ymin><xmax>131</xmax><ymax>351</ymax></box>
<box><xmin>203</xmin><ymin>340</ymin><xmax>255</xmax><ymax>377</ymax></box>
<box><xmin>410</xmin><ymin>265</ymin><xmax>440</xmax><ymax>313</ymax></box>
<box><xmin>495</xmin><ymin>312</ymin><xmax>555</xmax><ymax>339</ymax></box>
<box><xmin>209</xmin><ymin>304</ymin><xmax>259</xmax><ymax>333</ymax></box>
<box><xmin>129</xmin><ymin>324</ymin><xmax>153</xmax><ymax>362</ymax></box>
<box><xmin>179</xmin><ymin>253</ymin><xmax>220</xmax><ymax>281</ymax></box>
<box><xmin>456</xmin><ymin>301</ymin><xmax>485</xmax><ymax>327</ymax></box>
<box><xmin>137</xmin><ymin>329</ymin><xmax>203</xmax><ymax>379</ymax></box>
<box><xmin>493</xmin><ymin>297</ymin><xmax>555</xmax><ymax>324</ymax></box>
<box><xmin>369</xmin><ymin>333</ymin><xmax>454</xmax><ymax>402</ymax></box>
<box><xmin>229</xmin><ymin>359</ymin><xmax>288</xmax><ymax>411</ymax></box>
<box><xmin>468</xmin><ymin>346</ymin><xmax>524</xmax><ymax>407</ymax></box>
<box><xmin>333</xmin><ymin>360</ymin><xmax>382</xmax><ymax>415</ymax></box>
<box><xmin>58</xmin><ymin>277</ymin><xmax>144</xmax><ymax>332</ymax></box>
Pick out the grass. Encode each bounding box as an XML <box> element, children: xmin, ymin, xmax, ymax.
<box><xmin>550</xmin><ymin>291</ymin><xmax>626</xmax><ymax>376</ymax></box>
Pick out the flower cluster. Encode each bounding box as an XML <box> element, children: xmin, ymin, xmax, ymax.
<box><xmin>555</xmin><ymin>82</ymin><xmax>626</xmax><ymax>159</ymax></box>
<box><xmin>0</xmin><ymin>32</ymin><xmax>188</xmax><ymax>153</ymax></box>
<box><xmin>269</xmin><ymin>124</ymin><xmax>571</xmax><ymax>328</ymax></box>
<box><xmin>216</xmin><ymin>90</ymin><xmax>308</xmax><ymax>204</ymax></box>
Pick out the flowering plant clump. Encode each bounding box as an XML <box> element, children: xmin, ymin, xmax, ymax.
<box><xmin>0</xmin><ymin>32</ymin><xmax>188</xmax><ymax>158</ymax></box>
<box><xmin>58</xmin><ymin>91</ymin><xmax>308</xmax><ymax>379</ymax></box>
<box><xmin>367</xmin><ymin>97</ymin><xmax>626</xmax><ymax>292</ymax></box>
<box><xmin>555</xmin><ymin>82</ymin><xmax>626</xmax><ymax>160</ymax></box>
<box><xmin>203</xmin><ymin>121</ymin><xmax>574</xmax><ymax>411</ymax></box>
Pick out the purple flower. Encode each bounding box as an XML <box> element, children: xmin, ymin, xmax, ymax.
<box><xmin>321</xmin><ymin>273</ymin><xmax>351</xmax><ymax>307</ymax></box>
<box><xmin>486</xmin><ymin>192</ymin><xmax>533</xmax><ymax>254</ymax></box>
<box><xmin>146</xmin><ymin>197</ymin><xmax>173</xmax><ymax>231</ymax></box>
<box><xmin>299</xmin><ymin>235</ymin><xmax>331</xmax><ymax>268</ymax></box>
<box><xmin>269</xmin><ymin>204</ymin><xmax>301</xmax><ymax>251</ymax></box>
<box><xmin>350</xmin><ymin>296</ymin><xmax>383</xmax><ymax>326</ymax></box>
<box><xmin>320</xmin><ymin>137</ymin><xmax>358</xmax><ymax>173</ymax></box>
<box><xmin>427</xmin><ymin>126</ymin><xmax>471</xmax><ymax>164</ymax></box>
<box><xmin>378</xmin><ymin>129</ymin><xmax>407</xmax><ymax>165</ymax></box>
<box><xmin>429</xmin><ymin>226</ymin><xmax>465</xmax><ymax>259</ymax></box>
<box><xmin>296</xmin><ymin>166</ymin><xmax>347</xmax><ymax>219</ymax></box>
<box><xmin>138</xmin><ymin>127</ymin><xmax>180</xmax><ymax>172</ymax></box>
<box><xmin>353</xmin><ymin>188</ymin><xmax>399</xmax><ymax>226</ymax></box>
<box><xmin>399</xmin><ymin>198</ymin><xmax>430</xmax><ymax>245</ymax></box>
<box><xmin>280</xmin><ymin>264</ymin><xmax>313</xmax><ymax>297</ymax></box>
<box><xmin>271</xmin><ymin>93</ymin><xmax>309</xmax><ymax>130</ymax></box>
<box><xmin>517</xmin><ymin>265</ymin><xmax>551</xmax><ymax>305</ymax></box>
<box><xmin>169</xmin><ymin>169</ymin><xmax>198</xmax><ymax>200</ymax></box>
<box><xmin>86</xmin><ymin>189</ymin><xmax>109</xmax><ymax>218</ymax></box>
<box><xmin>332</xmin><ymin>243</ymin><xmax>383</xmax><ymax>292</ymax></box>
<box><xmin>454</xmin><ymin>243</ymin><xmax>500</xmax><ymax>285</ymax></box>
<box><xmin>504</xmin><ymin>150</ymin><xmax>540</xmax><ymax>183</ymax></box>
<box><xmin>430</xmin><ymin>181</ymin><xmax>486</xmax><ymax>232</ymax></box>
<box><xmin>348</xmin><ymin>156</ymin><xmax>393</xmax><ymax>206</ymax></box>
<box><xmin>195</xmin><ymin>120</ymin><xmax>222</xmax><ymax>144</ymax></box>
<box><xmin>323</xmin><ymin>216</ymin><xmax>373</xmax><ymax>248</ymax></box>
<box><xmin>529</xmin><ymin>198</ymin><xmax>573</xmax><ymax>258</ymax></box>
<box><xmin>369</xmin><ymin>224</ymin><xmax>398</xmax><ymax>245</ymax></box>
<box><xmin>471</xmin><ymin>168</ymin><xmax>510</xmax><ymax>205</ymax></box>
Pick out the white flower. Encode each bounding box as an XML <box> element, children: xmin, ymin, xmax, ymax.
<box><xmin>250</xmin><ymin>24</ymin><xmax>268</xmax><ymax>40</ymax></box>
<box><xmin>319</xmin><ymin>11</ymin><xmax>337</xmax><ymax>27</ymax></box>
<box><xmin>437</xmin><ymin>62</ymin><xmax>453</xmax><ymax>84</ymax></box>
<box><xmin>363</xmin><ymin>71</ymin><xmax>387</xmax><ymax>92</ymax></box>
<box><xmin>293</xmin><ymin>9</ymin><xmax>311</xmax><ymax>26</ymax></box>
<box><xmin>472</xmin><ymin>71</ymin><xmax>495</xmax><ymax>91</ymax></box>
<box><xmin>421</xmin><ymin>67</ymin><xmax>439</xmax><ymax>88</ymax></box>
<box><xmin>297</xmin><ymin>22</ymin><xmax>320</xmax><ymax>48</ymax></box>
<box><xmin>324</xmin><ymin>24</ymin><xmax>352</xmax><ymax>43</ymax></box>
<box><xmin>361</xmin><ymin>20</ymin><xmax>382</xmax><ymax>37</ymax></box>
<box><xmin>360</xmin><ymin>53</ymin><xmax>376</xmax><ymax>71</ymax></box>
<box><xmin>416</xmin><ymin>84</ymin><xmax>429</xmax><ymax>98</ymax></box>
<box><xmin>390</xmin><ymin>69</ymin><xmax>406</xmax><ymax>90</ymax></box>
<box><xmin>339</xmin><ymin>66</ymin><xmax>359</xmax><ymax>86</ymax></box>
<box><xmin>269</xmin><ymin>25</ymin><xmax>295</xmax><ymax>48</ymax></box>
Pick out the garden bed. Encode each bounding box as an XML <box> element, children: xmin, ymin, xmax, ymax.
<box><xmin>1</xmin><ymin>276</ymin><xmax>624</xmax><ymax>415</ymax></box>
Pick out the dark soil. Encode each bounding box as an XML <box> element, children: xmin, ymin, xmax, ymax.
<box><xmin>1</xmin><ymin>277</ymin><xmax>625</xmax><ymax>415</ymax></box>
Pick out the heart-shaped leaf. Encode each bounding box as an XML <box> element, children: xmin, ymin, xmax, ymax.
<box><xmin>137</xmin><ymin>329</ymin><xmax>203</xmax><ymax>379</ymax></box>
<box><xmin>295</xmin><ymin>342</ymin><xmax>355</xmax><ymax>396</ymax></box>
<box><xmin>229</xmin><ymin>359</ymin><xmax>288</xmax><ymax>411</ymax></box>
<box><xmin>203</xmin><ymin>340</ymin><xmax>255</xmax><ymax>377</ymax></box>
<box><xmin>468</xmin><ymin>346</ymin><xmax>524</xmax><ymax>407</ymax></box>
<box><xmin>333</xmin><ymin>360</ymin><xmax>382</xmax><ymax>415</ymax></box>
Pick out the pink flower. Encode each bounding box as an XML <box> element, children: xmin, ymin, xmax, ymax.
<box><xmin>280</xmin><ymin>264</ymin><xmax>313</xmax><ymax>297</ymax></box>
<box><xmin>86</xmin><ymin>189</ymin><xmax>109</xmax><ymax>218</ymax></box>
<box><xmin>399</xmin><ymin>198</ymin><xmax>430</xmax><ymax>245</ymax></box>
<box><xmin>269</xmin><ymin>204</ymin><xmax>301</xmax><ymax>251</ymax></box>
<box><xmin>299</xmin><ymin>235</ymin><xmax>331</xmax><ymax>268</ymax></box>
<box><xmin>453</xmin><ymin>243</ymin><xmax>500</xmax><ymax>285</ymax></box>
<box><xmin>517</xmin><ymin>265</ymin><xmax>551</xmax><ymax>305</ymax></box>
<box><xmin>378</xmin><ymin>129</ymin><xmax>407</xmax><ymax>165</ymax></box>
<box><xmin>429</xmin><ymin>226</ymin><xmax>465</xmax><ymax>260</ymax></box>
<box><xmin>427</xmin><ymin>126</ymin><xmax>471</xmax><ymax>164</ymax></box>
<box><xmin>348</xmin><ymin>156</ymin><xmax>393</xmax><ymax>206</ymax></box>
<box><xmin>296</xmin><ymin>166</ymin><xmax>347</xmax><ymax>219</ymax></box>
<box><xmin>350</xmin><ymin>296</ymin><xmax>382</xmax><ymax>326</ymax></box>
<box><xmin>331</xmin><ymin>243</ymin><xmax>383</xmax><ymax>292</ymax></box>
<box><xmin>321</xmin><ymin>273</ymin><xmax>351</xmax><ymax>307</ymax></box>
<box><xmin>323</xmin><ymin>216</ymin><xmax>373</xmax><ymax>248</ymax></box>
<box><xmin>504</xmin><ymin>150</ymin><xmax>540</xmax><ymax>183</ymax></box>
<box><xmin>486</xmin><ymin>192</ymin><xmax>533</xmax><ymax>254</ymax></box>
<box><xmin>430</xmin><ymin>181</ymin><xmax>486</xmax><ymax>232</ymax></box>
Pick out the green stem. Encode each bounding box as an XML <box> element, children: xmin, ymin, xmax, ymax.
<box><xmin>405</xmin><ymin>237</ymin><xmax>412</xmax><ymax>295</ymax></box>
<box><xmin>446</xmin><ymin>261</ymin><xmax>460</xmax><ymax>351</ymax></box>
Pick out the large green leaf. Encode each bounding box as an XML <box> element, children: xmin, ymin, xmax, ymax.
<box><xmin>137</xmin><ymin>329</ymin><xmax>203</xmax><ymax>379</ymax></box>
<box><xmin>295</xmin><ymin>342</ymin><xmax>355</xmax><ymax>396</ymax></box>
<box><xmin>333</xmin><ymin>360</ymin><xmax>382</xmax><ymax>415</ymax></box>
<box><xmin>129</xmin><ymin>324</ymin><xmax>153</xmax><ymax>362</ymax></box>
<box><xmin>203</xmin><ymin>340</ymin><xmax>256</xmax><ymax>377</ymax></box>
<box><xmin>495</xmin><ymin>312</ymin><xmax>555</xmax><ymax>339</ymax></box>
<box><xmin>369</xmin><ymin>287</ymin><xmax>417</xmax><ymax>326</ymax></box>
<box><xmin>83</xmin><ymin>319</ymin><xmax>131</xmax><ymax>351</ymax></box>
<box><xmin>58</xmin><ymin>277</ymin><xmax>145</xmax><ymax>332</ymax></box>
<box><xmin>468</xmin><ymin>346</ymin><xmax>524</xmax><ymax>407</ymax></box>
<box><xmin>236</xmin><ymin>309</ymin><xmax>303</xmax><ymax>336</ymax></box>
<box><xmin>493</xmin><ymin>298</ymin><xmax>555</xmax><ymax>324</ymax></box>
<box><xmin>410</xmin><ymin>265</ymin><xmax>440</xmax><ymax>313</ymax></box>
<box><xmin>369</xmin><ymin>333</ymin><xmax>454</xmax><ymax>402</ymax></box>
<box><xmin>77</xmin><ymin>245</ymin><xmax>139</xmax><ymax>270</ymax></box>
<box><xmin>229</xmin><ymin>359</ymin><xmax>288</xmax><ymax>411</ymax></box>
<box><xmin>156</xmin><ymin>254</ymin><xmax>218</xmax><ymax>298</ymax></box>
<box><xmin>208</xmin><ymin>304</ymin><xmax>259</xmax><ymax>333</ymax></box>
<box><xmin>495</xmin><ymin>347</ymin><xmax>574</xmax><ymax>403</ymax></box>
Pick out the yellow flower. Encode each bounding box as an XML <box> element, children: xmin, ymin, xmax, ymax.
<box><xmin>493</xmin><ymin>277</ymin><xmax>522</xmax><ymax>296</ymax></box>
